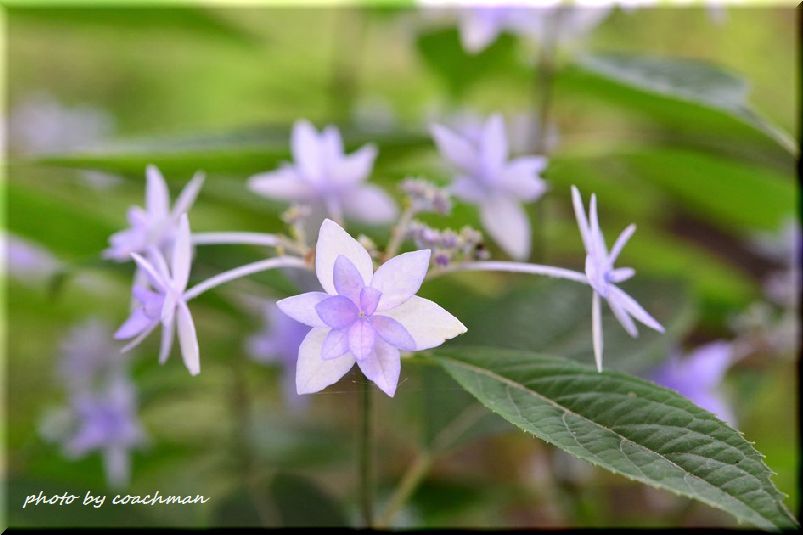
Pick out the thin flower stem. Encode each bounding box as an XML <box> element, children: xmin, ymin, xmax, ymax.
<box><xmin>183</xmin><ymin>256</ymin><xmax>308</xmax><ymax>301</ymax></box>
<box><xmin>383</xmin><ymin>204</ymin><xmax>416</xmax><ymax>262</ymax></box>
<box><xmin>428</xmin><ymin>260</ymin><xmax>588</xmax><ymax>284</ymax></box>
<box><xmin>375</xmin><ymin>405</ymin><xmax>488</xmax><ymax>528</ymax></box>
<box><xmin>359</xmin><ymin>378</ymin><xmax>374</xmax><ymax>527</ymax></box>
<box><xmin>192</xmin><ymin>232</ymin><xmax>282</xmax><ymax>247</ymax></box>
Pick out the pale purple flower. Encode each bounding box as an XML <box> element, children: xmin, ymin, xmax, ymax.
<box><xmin>114</xmin><ymin>215</ymin><xmax>200</xmax><ymax>375</ymax></box>
<box><xmin>571</xmin><ymin>186</ymin><xmax>664</xmax><ymax>372</ymax></box>
<box><xmin>448</xmin><ymin>3</ymin><xmax>611</xmax><ymax>54</ymax></box>
<box><xmin>104</xmin><ymin>165</ymin><xmax>204</xmax><ymax>262</ymax></box>
<box><xmin>62</xmin><ymin>379</ymin><xmax>147</xmax><ymax>487</ymax></box>
<box><xmin>431</xmin><ymin>114</ymin><xmax>548</xmax><ymax>260</ymax></box>
<box><xmin>277</xmin><ymin>219</ymin><xmax>467</xmax><ymax>397</ymax></box>
<box><xmin>4</xmin><ymin>233</ymin><xmax>62</xmax><ymax>283</ymax></box>
<box><xmin>248</xmin><ymin>120</ymin><xmax>397</xmax><ymax>227</ymax></box>
<box><xmin>58</xmin><ymin>318</ymin><xmax>126</xmax><ymax>392</ymax></box>
<box><xmin>651</xmin><ymin>341</ymin><xmax>735</xmax><ymax>426</ymax></box>
<box><xmin>247</xmin><ymin>301</ymin><xmax>311</xmax><ymax>409</ymax></box>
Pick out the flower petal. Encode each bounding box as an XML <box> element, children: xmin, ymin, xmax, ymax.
<box><xmin>371</xmin><ymin>250</ymin><xmax>431</xmax><ymax>311</ymax></box>
<box><xmin>609</xmin><ymin>267</ymin><xmax>635</xmax><ymax>284</ymax></box>
<box><xmin>332</xmin><ymin>144</ymin><xmax>376</xmax><ymax>186</ymax></box>
<box><xmin>459</xmin><ymin>9</ymin><xmax>501</xmax><ymax>53</ymax></box>
<box><xmin>315</xmin><ymin>219</ymin><xmax>374</xmax><ymax>294</ymax></box>
<box><xmin>348</xmin><ymin>319</ymin><xmax>376</xmax><ymax>360</ymax></box>
<box><xmin>481</xmin><ymin>114</ymin><xmax>508</xmax><ymax>171</ymax></box>
<box><xmin>170</xmin><ymin>215</ymin><xmax>192</xmax><ymax>292</ymax></box>
<box><xmin>176</xmin><ymin>301</ymin><xmax>200</xmax><ymax>375</ymax></box>
<box><xmin>146</xmin><ymin>165</ymin><xmax>170</xmax><ymax>218</ymax></box>
<box><xmin>498</xmin><ymin>157</ymin><xmax>548</xmax><ymax>201</ymax></box>
<box><xmin>607</xmin><ymin>296</ymin><xmax>638</xmax><ymax>338</ymax></box>
<box><xmin>571</xmin><ymin>185</ymin><xmax>592</xmax><ymax>253</ymax></box>
<box><xmin>130</xmin><ymin>253</ymin><xmax>166</xmax><ymax>292</ymax></box>
<box><xmin>171</xmin><ymin>171</ymin><xmax>205</xmax><ymax>219</ymax></box>
<box><xmin>360</xmin><ymin>287</ymin><xmax>381</xmax><ymax>316</ymax></box>
<box><xmin>450</xmin><ymin>176</ymin><xmax>486</xmax><ymax>204</ymax></box>
<box><xmin>479</xmin><ymin>194</ymin><xmax>531</xmax><ymax>260</ymax></box>
<box><xmin>248</xmin><ymin>167</ymin><xmax>312</xmax><ymax>201</ymax></box>
<box><xmin>592</xmin><ymin>291</ymin><xmax>604</xmax><ymax>373</ymax></box>
<box><xmin>316</xmin><ymin>295</ymin><xmax>359</xmax><ymax>329</ymax></box>
<box><xmin>114</xmin><ymin>309</ymin><xmax>152</xmax><ymax>340</ymax></box>
<box><xmin>158</xmin><ymin>314</ymin><xmax>175</xmax><ymax>364</ymax></box>
<box><xmin>276</xmin><ymin>292</ymin><xmax>330</xmax><ymax>327</ymax></box>
<box><xmin>341</xmin><ymin>184</ymin><xmax>398</xmax><ymax>224</ymax></box>
<box><xmin>371</xmin><ymin>315</ymin><xmax>416</xmax><ymax>351</ymax></box>
<box><xmin>380</xmin><ymin>295</ymin><xmax>466</xmax><ymax>350</ymax></box>
<box><xmin>356</xmin><ymin>338</ymin><xmax>401</xmax><ymax>397</ymax></box>
<box><xmin>608</xmin><ymin>224</ymin><xmax>636</xmax><ymax>268</ymax></box>
<box><xmin>608</xmin><ymin>285</ymin><xmax>665</xmax><ymax>333</ymax></box>
<box><xmin>292</xmin><ymin>119</ymin><xmax>322</xmax><ymax>180</ymax></box>
<box><xmin>321</xmin><ymin>328</ymin><xmax>350</xmax><ymax>360</ymax></box>
<box><xmin>589</xmin><ymin>193</ymin><xmax>608</xmax><ymax>258</ymax></box>
<box><xmin>296</xmin><ymin>327</ymin><xmax>356</xmax><ymax>394</ymax></box>
<box><xmin>431</xmin><ymin>123</ymin><xmax>476</xmax><ymax>172</ymax></box>
<box><xmin>333</xmin><ymin>255</ymin><xmax>365</xmax><ymax>302</ymax></box>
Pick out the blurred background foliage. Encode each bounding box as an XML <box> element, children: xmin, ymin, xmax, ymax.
<box><xmin>4</xmin><ymin>3</ymin><xmax>798</xmax><ymax>528</ymax></box>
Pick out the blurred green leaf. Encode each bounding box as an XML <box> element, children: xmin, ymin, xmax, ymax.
<box><xmin>34</xmin><ymin>125</ymin><xmax>430</xmax><ymax>177</ymax></box>
<box><xmin>415</xmin><ymin>27</ymin><xmax>526</xmax><ymax>99</ymax></box>
<box><xmin>558</xmin><ymin>53</ymin><xmax>796</xmax><ymax>166</ymax></box>
<box><xmin>269</xmin><ymin>473</ymin><xmax>348</xmax><ymax>527</ymax></box>
<box><xmin>429</xmin><ymin>346</ymin><xmax>798</xmax><ymax>530</ymax></box>
<box><xmin>8</xmin><ymin>5</ymin><xmax>259</xmax><ymax>46</ymax></box>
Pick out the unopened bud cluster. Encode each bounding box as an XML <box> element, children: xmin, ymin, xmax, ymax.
<box><xmin>408</xmin><ymin>220</ymin><xmax>489</xmax><ymax>266</ymax></box>
<box><xmin>401</xmin><ymin>178</ymin><xmax>451</xmax><ymax>215</ymax></box>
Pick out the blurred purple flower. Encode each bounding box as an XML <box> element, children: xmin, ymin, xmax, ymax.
<box><xmin>114</xmin><ymin>215</ymin><xmax>200</xmax><ymax>376</ymax></box>
<box><xmin>248</xmin><ymin>120</ymin><xmax>397</xmax><ymax>227</ymax></box>
<box><xmin>4</xmin><ymin>233</ymin><xmax>62</xmax><ymax>283</ymax></box>
<box><xmin>63</xmin><ymin>379</ymin><xmax>147</xmax><ymax>488</ymax></box>
<box><xmin>651</xmin><ymin>341</ymin><xmax>736</xmax><ymax>426</ymax></box>
<box><xmin>571</xmin><ymin>186</ymin><xmax>664</xmax><ymax>372</ymax></box>
<box><xmin>247</xmin><ymin>301</ymin><xmax>311</xmax><ymax>409</ymax></box>
<box><xmin>431</xmin><ymin>114</ymin><xmax>548</xmax><ymax>260</ymax></box>
<box><xmin>104</xmin><ymin>165</ymin><xmax>204</xmax><ymax>262</ymax></box>
<box><xmin>454</xmin><ymin>5</ymin><xmax>537</xmax><ymax>53</ymax></box>
<box><xmin>750</xmin><ymin>220</ymin><xmax>801</xmax><ymax>308</ymax></box>
<box><xmin>277</xmin><ymin>219</ymin><xmax>466</xmax><ymax>397</ymax></box>
<box><xmin>58</xmin><ymin>318</ymin><xmax>126</xmax><ymax>392</ymax></box>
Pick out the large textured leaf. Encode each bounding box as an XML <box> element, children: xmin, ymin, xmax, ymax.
<box><xmin>558</xmin><ymin>54</ymin><xmax>796</xmax><ymax>165</ymax></box>
<box><xmin>429</xmin><ymin>347</ymin><xmax>797</xmax><ymax>530</ymax></box>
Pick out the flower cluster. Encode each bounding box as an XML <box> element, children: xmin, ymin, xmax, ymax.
<box><xmin>41</xmin><ymin>319</ymin><xmax>146</xmax><ymax>487</ymax></box>
<box><xmin>408</xmin><ymin>220</ymin><xmax>489</xmax><ymax>267</ymax></box>
<box><xmin>400</xmin><ymin>177</ymin><xmax>452</xmax><ymax>215</ymax></box>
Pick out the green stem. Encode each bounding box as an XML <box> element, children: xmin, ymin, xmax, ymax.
<box><xmin>375</xmin><ymin>405</ymin><xmax>487</xmax><ymax>528</ymax></box>
<box><xmin>382</xmin><ymin>204</ymin><xmax>415</xmax><ymax>262</ymax></box>
<box><xmin>359</xmin><ymin>378</ymin><xmax>374</xmax><ymax>527</ymax></box>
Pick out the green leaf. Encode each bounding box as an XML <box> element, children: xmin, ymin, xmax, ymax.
<box><xmin>415</xmin><ymin>27</ymin><xmax>526</xmax><ymax>99</ymax></box>
<box><xmin>34</xmin><ymin>125</ymin><xmax>430</xmax><ymax>177</ymax></box>
<box><xmin>428</xmin><ymin>346</ymin><xmax>797</xmax><ymax>530</ymax></box>
<box><xmin>558</xmin><ymin>53</ymin><xmax>796</xmax><ymax>164</ymax></box>
<box><xmin>269</xmin><ymin>473</ymin><xmax>348</xmax><ymax>527</ymax></box>
<box><xmin>449</xmin><ymin>278</ymin><xmax>694</xmax><ymax>375</ymax></box>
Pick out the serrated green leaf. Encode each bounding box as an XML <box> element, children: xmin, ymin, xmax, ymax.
<box><xmin>429</xmin><ymin>346</ymin><xmax>797</xmax><ymax>530</ymax></box>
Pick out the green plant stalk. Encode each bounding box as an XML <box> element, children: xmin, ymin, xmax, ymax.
<box><xmin>359</xmin><ymin>378</ymin><xmax>374</xmax><ymax>527</ymax></box>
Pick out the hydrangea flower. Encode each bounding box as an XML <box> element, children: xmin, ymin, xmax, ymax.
<box><xmin>62</xmin><ymin>379</ymin><xmax>147</xmax><ymax>487</ymax></box>
<box><xmin>247</xmin><ymin>301</ymin><xmax>311</xmax><ymax>409</ymax></box>
<box><xmin>114</xmin><ymin>215</ymin><xmax>200</xmax><ymax>375</ymax></box>
<box><xmin>104</xmin><ymin>165</ymin><xmax>204</xmax><ymax>262</ymax></box>
<box><xmin>431</xmin><ymin>114</ymin><xmax>548</xmax><ymax>260</ymax></box>
<box><xmin>277</xmin><ymin>219</ymin><xmax>467</xmax><ymax>397</ymax></box>
<box><xmin>571</xmin><ymin>186</ymin><xmax>664</xmax><ymax>372</ymax></box>
<box><xmin>248</xmin><ymin>120</ymin><xmax>397</xmax><ymax>227</ymax></box>
<box><xmin>650</xmin><ymin>341</ymin><xmax>735</xmax><ymax>426</ymax></box>
<box><xmin>58</xmin><ymin>318</ymin><xmax>126</xmax><ymax>392</ymax></box>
